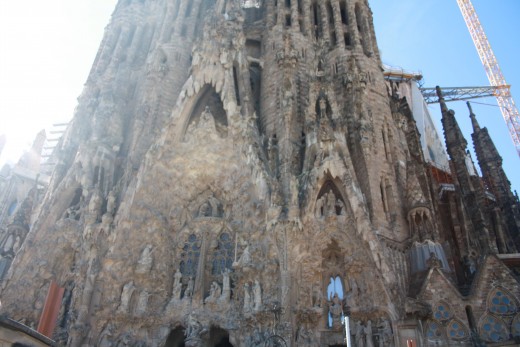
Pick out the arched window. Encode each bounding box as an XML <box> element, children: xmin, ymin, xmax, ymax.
<box><xmin>327</xmin><ymin>276</ymin><xmax>344</xmax><ymax>328</ymax></box>
<box><xmin>180</xmin><ymin>234</ymin><xmax>201</xmax><ymax>277</ymax></box>
<box><xmin>7</xmin><ymin>200</ymin><xmax>17</xmax><ymax>216</ymax></box>
<box><xmin>211</xmin><ymin>233</ymin><xmax>234</xmax><ymax>275</ymax></box>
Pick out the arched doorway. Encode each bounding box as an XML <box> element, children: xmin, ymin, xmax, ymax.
<box><xmin>164</xmin><ymin>327</ymin><xmax>185</xmax><ymax>347</ymax></box>
<box><xmin>210</xmin><ymin>327</ymin><xmax>234</xmax><ymax>347</ymax></box>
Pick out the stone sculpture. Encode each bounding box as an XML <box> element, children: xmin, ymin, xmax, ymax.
<box><xmin>185</xmin><ymin>277</ymin><xmax>194</xmax><ymax>299</ymax></box>
<box><xmin>329</xmin><ymin>293</ymin><xmax>343</xmax><ymax>329</ymax></box>
<box><xmin>355</xmin><ymin>320</ymin><xmax>365</xmax><ymax>347</ymax></box>
<box><xmin>253</xmin><ymin>279</ymin><xmax>262</xmax><ymax>311</ymax></box>
<box><xmin>365</xmin><ymin>320</ymin><xmax>374</xmax><ymax>347</ymax></box>
<box><xmin>117</xmin><ymin>281</ymin><xmax>135</xmax><ymax>313</ymax></box>
<box><xmin>379</xmin><ymin>318</ymin><xmax>393</xmax><ymax>347</ymax></box>
<box><xmin>204</xmin><ymin>281</ymin><xmax>221</xmax><ymax>304</ymax></box>
<box><xmin>219</xmin><ymin>269</ymin><xmax>231</xmax><ymax>303</ymax></box>
<box><xmin>136</xmin><ymin>245</ymin><xmax>153</xmax><ymax>273</ymax></box>
<box><xmin>135</xmin><ymin>290</ymin><xmax>149</xmax><ymax>315</ymax></box>
<box><xmin>243</xmin><ymin>282</ymin><xmax>252</xmax><ymax>313</ymax></box>
<box><xmin>172</xmin><ymin>269</ymin><xmax>183</xmax><ymax>301</ymax></box>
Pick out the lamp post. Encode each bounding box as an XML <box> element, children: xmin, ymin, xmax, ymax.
<box><xmin>344</xmin><ymin>306</ymin><xmax>351</xmax><ymax>347</ymax></box>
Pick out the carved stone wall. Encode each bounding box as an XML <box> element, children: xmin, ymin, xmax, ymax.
<box><xmin>0</xmin><ymin>0</ymin><xmax>519</xmax><ymax>346</ymax></box>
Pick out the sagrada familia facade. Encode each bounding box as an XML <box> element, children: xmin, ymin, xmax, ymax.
<box><xmin>1</xmin><ymin>0</ymin><xmax>520</xmax><ymax>346</ymax></box>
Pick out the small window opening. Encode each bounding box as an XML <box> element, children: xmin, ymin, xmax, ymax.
<box><xmin>327</xmin><ymin>1</ymin><xmax>334</xmax><ymax>24</ymax></box>
<box><xmin>312</xmin><ymin>3</ymin><xmax>320</xmax><ymax>40</ymax></box>
<box><xmin>340</xmin><ymin>1</ymin><xmax>348</xmax><ymax>25</ymax></box>
<box><xmin>344</xmin><ymin>33</ymin><xmax>351</xmax><ymax>46</ymax></box>
<box><xmin>380</xmin><ymin>180</ymin><xmax>388</xmax><ymax>213</ymax></box>
<box><xmin>285</xmin><ymin>0</ymin><xmax>291</xmax><ymax>8</ymax></box>
<box><xmin>285</xmin><ymin>14</ymin><xmax>292</xmax><ymax>27</ymax></box>
<box><xmin>232</xmin><ymin>66</ymin><xmax>241</xmax><ymax>106</ymax></box>
<box><xmin>331</xmin><ymin>31</ymin><xmax>337</xmax><ymax>45</ymax></box>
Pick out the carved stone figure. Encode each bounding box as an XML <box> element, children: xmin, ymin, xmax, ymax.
<box><xmin>135</xmin><ymin>290</ymin><xmax>149</xmax><ymax>315</ymax></box>
<box><xmin>243</xmin><ymin>282</ymin><xmax>252</xmax><ymax>313</ymax></box>
<box><xmin>329</xmin><ymin>293</ymin><xmax>343</xmax><ymax>329</ymax></box>
<box><xmin>106</xmin><ymin>189</ymin><xmax>116</xmax><ymax>216</ymax></box>
<box><xmin>88</xmin><ymin>190</ymin><xmax>103</xmax><ymax>220</ymax></box>
<box><xmin>198</xmin><ymin>106</ymin><xmax>216</xmax><ymax>132</ymax></box>
<box><xmin>205</xmin><ymin>281</ymin><xmax>221</xmax><ymax>304</ymax></box>
<box><xmin>198</xmin><ymin>202</ymin><xmax>211</xmax><ymax>217</ymax></box>
<box><xmin>185</xmin><ymin>315</ymin><xmax>207</xmax><ymax>345</ymax></box>
<box><xmin>355</xmin><ymin>320</ymin><xmax>365</xmax><ymax>347</ymax></box>
<box><xmin>172</xmin><ymin>269</ymin><xmax>183</xmax><ymax>300</ymax></box>
<box><xmin>379</xmin><ymin>318</ymin><xmax>393</xmax><ymax>347</ymax></box>
<box><xmin>253</xmin><ymin>279</ymin><xmax>262</xmax><ymax>311</ymax></box>
<box><xmin>312</xmin><ymin>282</ymin><xmax>323</xmax><ymax>308</ymax></box>
<box><xmin>117</xmin><ymin>281</ymin><xmax>135</xmax><ymax>313</ymax></box>
<box><xmin>208</xmin><ymin>195</ymin><xmax>220</xmax><ymax>217</ymax></box>
<box><xmin>220</xmin><ymin>269</ymin><xmax>231</xmax><ymax>303</ymax></box>
<box><xmin>185</xmin><ymin>277</ymin><xmax>194</xmax><ymax>299</ymax></box>
<box><xmin>136</xmin><ymin>245</ymin><xmax>153</xmax><ymax>273</ymax></box>
<box><xmin>365</xmin><ymin>320</ymin><xmax>374</xmax><ymax>347</ymax></box>
<box><xmin>234</xmin><ymin>244</ymin><xmax>252</xmax><ymax>268</ymax></box>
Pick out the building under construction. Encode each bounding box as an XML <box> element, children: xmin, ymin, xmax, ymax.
<box><xmin>0</xmin><ymin>0</ymin><xmax>519</xmax><ymax>346</ymax></box>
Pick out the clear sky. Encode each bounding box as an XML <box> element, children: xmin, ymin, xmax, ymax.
<box><xmin>1</xmin><ymin>0</ymin><xmax>518</xmax><ymax>193</ymax></box>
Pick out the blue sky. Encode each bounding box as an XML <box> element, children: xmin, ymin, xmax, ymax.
<box><xmin>1</xmin><ymin>0</ymin><xmax>518</xmax><ymax>193</ymax></box>
<box><xmin>371</xmin><ymin>0</ymin><xmax>520</xmax><ymax>193</ymax></box>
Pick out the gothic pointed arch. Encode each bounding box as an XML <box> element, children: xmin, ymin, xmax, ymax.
<box><xmin>314</xmin><ymin>177</ymin><xmax>350</xmax><ymax>219</ymax></box>
<box><xmin>181</xmin><ymin>85</ymin><xmax>229</xmax><ymax>141</ymax></box>
<box><xmin>163</xmin><ymin>326</ymin><xmax>186</xmax><ymax>347</ymax></box>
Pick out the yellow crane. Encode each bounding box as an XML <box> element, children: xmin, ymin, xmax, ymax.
<box><xmin>456</xmin><ymin>0</ymin><xmax>520</xmax><ymax>157</ymax></box>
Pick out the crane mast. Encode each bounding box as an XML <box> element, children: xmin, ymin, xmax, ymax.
<box><xmin>456</xmin><ymin>0</ymin><xmax>520</xmax><ymax>157</ymax></box>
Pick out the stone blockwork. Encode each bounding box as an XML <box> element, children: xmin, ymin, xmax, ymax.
<box><xmin>0</xmin><ymin>0</ymin><xmax>519</xmax><ymax>346</ymax></box>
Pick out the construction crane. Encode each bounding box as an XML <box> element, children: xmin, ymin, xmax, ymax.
<box><xmin>456</xmin><ymin>0</ymin><xmax>520</xmax><ymax>157</ymax></box>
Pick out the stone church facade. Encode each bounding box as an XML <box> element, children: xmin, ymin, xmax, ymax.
<box><xmin>1</xmin><ymin>0</ymin><xmax>519</xmax><ymax>346</ymax></box>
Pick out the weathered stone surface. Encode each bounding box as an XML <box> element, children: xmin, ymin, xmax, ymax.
<box><xmin>0</xmin><ymin>1</ymin><xmax>519</xmax><ymax>346</ymax></box>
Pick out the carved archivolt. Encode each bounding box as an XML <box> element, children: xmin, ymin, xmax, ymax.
<box><xmin>315</xmin><ymin>181</ymin><xmax>347</xmax><ymax>219</ymax></box>
<box><xmin>407</xmin><ymin>206</ymin><xmax>434</xmax><ymax>240</ymax></box>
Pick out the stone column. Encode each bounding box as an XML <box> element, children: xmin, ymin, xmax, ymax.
<box><xmin>332</xmin><ymin>0</ymin><xmax>344</xmax><ymax>49</ymax></box>
<box><xmin>290</xmin><ymin>0</ymin><xmax>300</xmax><ymax>32</ymax></box>
<box><xmin>319</xmin><ymin>2</ymin><xmax>330</xmax><ymax>43</ymax></box>
<box><xmin>301</xmin><ymin>0</ymin><xmax>311</xmax><ymax>37</ymax></box>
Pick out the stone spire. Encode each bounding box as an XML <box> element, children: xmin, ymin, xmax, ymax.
<box><xmin>467</xmin><ymin>102</ymin><xmax>480</xmax><ymax>132</ymax></box>
<box><xmin>469</xmin><ymin>103</ymin><xmax>520</xmax><ymax>250</ymax></box>
<box><xmin>437</xmin><ymin>87</ymin><xmax>494</xmax><ymax>254</ymax></box>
